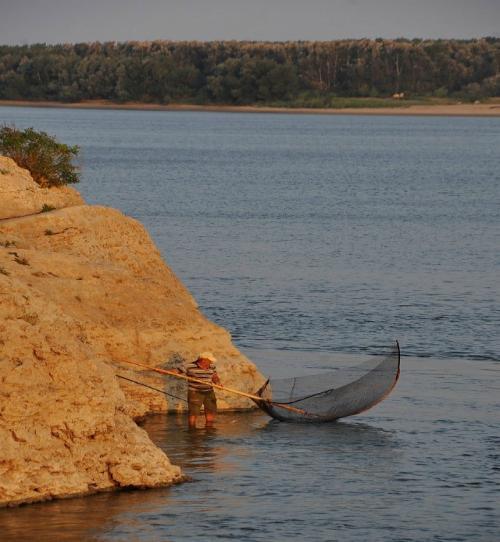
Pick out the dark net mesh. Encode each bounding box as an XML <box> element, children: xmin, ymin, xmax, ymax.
<box><xmin>255</xmin><ymin>341</ymin><xmax>400</xmax><ymax>422</ymax></box>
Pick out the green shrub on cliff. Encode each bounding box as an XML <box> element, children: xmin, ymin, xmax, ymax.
<box><xmin>0</xmin><ymin>126</ymin><xmax>80</xmax><ymax>187</ymax></box>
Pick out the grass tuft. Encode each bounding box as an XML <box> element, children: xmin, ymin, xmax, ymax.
<box><xmin>41</xmin><ymin>204</ymin><xmax>56</xmax><ymax>213</ymax></box>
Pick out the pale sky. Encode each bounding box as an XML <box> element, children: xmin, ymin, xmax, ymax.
<box><xmin>0</xmin><ymin>0</ymin><xmax>499</xmax><ymax>45</ymax></box>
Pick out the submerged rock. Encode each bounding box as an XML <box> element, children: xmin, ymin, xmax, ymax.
<box><xmin>0</xmin><ymin>156</ymin><xmax>264</xmax><ymax>507</ymax></box>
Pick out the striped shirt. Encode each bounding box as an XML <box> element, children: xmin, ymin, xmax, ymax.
<box><xmin>186</xmin><ymin>362</ymin><xmax>217</xmax><ymax>392</ymax></box>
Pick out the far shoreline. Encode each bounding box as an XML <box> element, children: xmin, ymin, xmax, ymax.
<box><xmin>1</xmin><ymin>99</ymin><xmax>500</xmax><ymax>117</ymax></box>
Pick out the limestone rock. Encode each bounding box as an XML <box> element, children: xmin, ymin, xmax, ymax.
<box><xmin>0</xmin><ymin>203</ymin><xmax>264</xmax><ymax>413</ymax></box>
<box><xmin>0</xmin><ymin>275</ymin><xmax>183</xmax><ymax>507</ymax></box>
<box><xmin>0</xmin><ymin>156</ymin><xmax>83</xmax><ymax>220</ymax></box>
<box><xmin>0</xmin><ymin>155</ymin><xmax>265</xmax><ymax>507</ymax></box>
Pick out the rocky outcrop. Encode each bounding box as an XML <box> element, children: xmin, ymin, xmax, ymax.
<box><xmin>0</xmin><ymin>157</ymin><xmax>264</xmax><ymax>507</ymax></box>
<box><xmin>0</xmin><ymin>156</ymin><xmax>83</xmax><ymax>220</ymax></box>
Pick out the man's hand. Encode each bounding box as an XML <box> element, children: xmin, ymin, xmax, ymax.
<box><xmin>212</xmin><ymin>373</ymin><xmax>221</xmax><ymax>385</ymax></box>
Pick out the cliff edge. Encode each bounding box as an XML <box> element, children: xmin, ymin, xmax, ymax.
<box><xmin>0</xmin><ymin>156</ymin><xmax>264</xmax><ymax>507</ymax></box>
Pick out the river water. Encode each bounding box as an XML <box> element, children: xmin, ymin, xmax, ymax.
<box><xmin>0</xmin><ymin>106</ymin><xmax>499</xmax><ymax>541</ymax></box>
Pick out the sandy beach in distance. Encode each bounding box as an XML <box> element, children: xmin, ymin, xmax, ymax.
<box><xmin>1</xmin><ymin>99</ymin><xmax>500</xmax><ymax>117</ymax></box>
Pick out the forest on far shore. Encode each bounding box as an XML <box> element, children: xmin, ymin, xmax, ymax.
<box><xmin>0</xmin><ymin>38</ymin><xmax>499</xmax><ymax>107</ymax></box>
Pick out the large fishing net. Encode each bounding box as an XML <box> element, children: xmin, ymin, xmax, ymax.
<box><xmin>255</xmin><ymin>341</ymin><xmax>400</xmax><ymax>422</ymax></box>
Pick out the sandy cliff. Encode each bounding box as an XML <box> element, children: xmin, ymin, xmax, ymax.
<box><xmin>0</xmin><ymin>157</ymin><xmax>83</xmax><ymax>220</ymax></box>
<box><xmin>0</xmin><ymin>156</ymin><xmax>264</xmax><ymax>507</ymax></box>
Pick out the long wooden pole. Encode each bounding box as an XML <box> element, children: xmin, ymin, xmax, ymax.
<box><xmin>116</xmin><ymin>358</ymin><xmax>306</xmax><ymax>415</ymax></box>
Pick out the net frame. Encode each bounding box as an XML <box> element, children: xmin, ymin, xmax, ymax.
<box><xmin>254</xmin><ymin>341</ymin><xmax>400</xmax><ymax>423</ymax></box>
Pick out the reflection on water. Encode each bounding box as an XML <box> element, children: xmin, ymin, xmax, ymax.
<box><xmin>0</xmin><ymin>412</ymin><xmax>397</xmax><ymax>542</ymax></box>
<box><xmin>1</xmin><ymin>355</ymin><xmax>498</xmax><ymax>541</ymax></box>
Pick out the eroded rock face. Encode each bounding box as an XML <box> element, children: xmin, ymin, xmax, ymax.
<box><xmin>0</xmin><ymin>157</ymin><xmax>264</xmax><ymax>507</ymax></box>
<box><xmin>0</xmin><ymin>156</ymin><xmax>83</xmax><ymax>220</ymax></box>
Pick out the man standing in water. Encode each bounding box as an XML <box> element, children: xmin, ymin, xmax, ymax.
<box><xmin>186</xmin><ymin>352</ymin><xmax>220</xmax><ymax>428</ymax></box>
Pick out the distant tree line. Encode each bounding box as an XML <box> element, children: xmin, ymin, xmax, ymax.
<box><xmin>0</xmin><ymin>39</ymin><xmax>499</xmax><ymax>106</ymax></box>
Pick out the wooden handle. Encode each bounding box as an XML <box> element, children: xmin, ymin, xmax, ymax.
<box><xmin>116</xmin><ymin>358</ymin><xmax>306</xmax><ymax>415</ymax></box>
